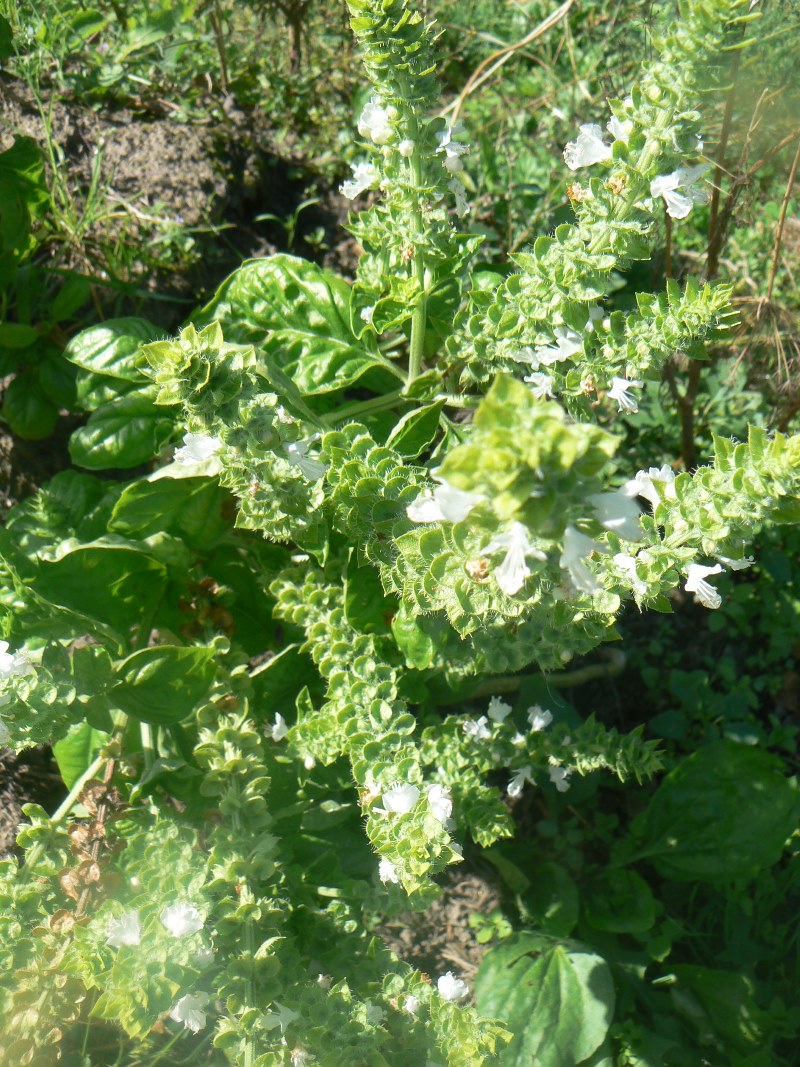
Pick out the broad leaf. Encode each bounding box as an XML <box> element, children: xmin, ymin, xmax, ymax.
<box><xmin>634</xmin><ymin>740</ymin><xmax>797</xmax><ymax>882</ymax></box>
<box><xmin>193</xmin><ymin>254</ymin><xmax>389</xmax><ymax>395</ymax></box>
<box><xmin>1</xmin><ymin>373</ymin><xmax>58</xmax><ymax>439</ymax></box>
<box><xmin>111</xmin><ymin>645</ymin><xmax>218</xmax><ymax>724</ymax></box>
<box><xmin>109</xmin><ymin>472</ymin><xmax>229</xmax><ymax>549</ymax></box>
<box><xmin>475</xmin><ymin>933</ymin><xmax>615</xmax><ymax>1067</ymax></box>
<box><xmin>53</xmin><ymin>721</ymin><xmax>110</xmax><ymax>788</ymax></box>
<box><xmin>385</xmin><ymin>400</ymin><xmax>444</xmax><ymax>458</ymax></box>
<box><xmin>64</xmin><ymin>317</ymin><xmax>159</xmax><ymax>381</ymax></box>
<box><xmin>69</xmin><ymin>387</ymin><xmax>176</xmax><ymax>469</ymax></box>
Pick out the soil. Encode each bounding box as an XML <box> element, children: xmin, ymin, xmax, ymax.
<box><xmin>0</xmin><ymin>746</ymin><xmax>65</xmax><ymax>859</ymax></box>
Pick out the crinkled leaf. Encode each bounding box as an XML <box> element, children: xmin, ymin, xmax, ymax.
<box><xmin>69</xmin><ymin>387</ymin><xmax>176</xmax><ymax>469</ymax></box>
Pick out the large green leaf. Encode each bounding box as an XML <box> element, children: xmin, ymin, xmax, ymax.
<box><xmin>64</xmin><ymin>317</ymin><xmax>159</xmax><ymax>381</ymax></box>
<box><xmin>111</xmin><ymin>644</ymin><xmax>218</xmax><ymax>724</ymax></box>
<box><xmin>1</xmin><ymin>372</ymin><xmax>58</xmax><ymax>439</ymax></box>
<box><xmin>475</xmin><ymin>933</ymin><xmax>615</xmax><ymax>1067</ymax></box>
<box><xmin>36</xmin><ymin>539</ymin><xmax>167</xmax><ymax>637</ymax></box>
<box><xmin>53</xmin><ymin>721</ymin><xmax>110</xmax><ymax>788</ymax></box>
<box><xmin>193</xmin><ymin>254</ymin><xmax>391</xmax><ymax>395</ymax></box>
<box><xmin>109</xmin><ymin>472</ymin><xmax>229</xmax><ymax>549</ymax></box>
<box><xmin>668</xmin><ymin>966</ymin><xmax>769</xmax><ymax>1057</ymax></box>
<box><xmin>0</xmin><ymin>136</ymin><xmax>48</xmax><ymax>257</ymax></box>
<box><xmin>69</xmin><ymin>387</ymin><xmax>176</xmax><ymax>469</ymax></box>
<box><xmin>634</xmin><ymin>740</ymin><xmax>797</xmax><ymax>883</ymax></box>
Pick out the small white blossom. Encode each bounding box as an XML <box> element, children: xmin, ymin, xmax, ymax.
<box><xmin>685</xmin><ymin>563</ymin><xmax>724</xmax><ymax>609</ymax></box>
<box><xmin>268</xmin><ymin>713</ymin><xmax>289</xmax><ymax>742</ymax></box>
<box><xmin>427</xmin><ymin>784</ymin><xmax>453</xmax><ymax>825</ymax></box>
<box><xmin>507</xmin><ymin>766</ymin><xmax>535</xmax><ymax>798</ymax></box>
<box><xmin>290</xmin><ymin>1048</ymin><xmax>312</xmax><ymax>1067</ymax></box>
<box><xmin>511</xmin><ymin>731</ymin><xmax>526</xmax><ymax>746</ymax></box>
<box><xmin>484</xmin><ymin>522</ymin><xmax>546</xmax><ymax>597</ymax></box>
<box><xmin>317</xmin><ymin>973</ymin><xmax>332</xmax><ymax>991</ymax></box>
<box><xmin>448</xmin><ymin>177</ymin><xmax>470</xmax><ymax>217</ymax></box>
<box><xmin>527</xmin><ymin>706</ymin><xmax>553</xmax><ymax>732</ymax></box>
<box><xmin>360</xmin><ymin>305</ymin><xmax>375</xmax><ymax>324</ymax></box>
<box><xmin>193</xmin><ymin>945</ymin><xmax>215</xmax><ymax>968</ymax></box>
<box><xmin>608</xmin><ymin>376</ymin><xmax>643</xmax><ymax>414</ymax></box>
<box><xmin>613</xmin><ymin>552</ymin><xmax>648</xmax><ymax>597</ymax></box>
<box><xmin>435</xmin><ymin>122</ymin><xmax>469</xmax><ymax>173</ymax></box>
<box><xmin>275</xmin><ymin>404</ymin><xmax>294</xmax><ymax>424</ymax></box>
<box><xmin>650</xmin><ymin>164</ymin><xmax>709</xmax><ymax>219</ymax></box>
<box><xmin>378</xmin><ymin>858</ymin><xmax>400</xmax><ymax>884</ymax></box>
<box><xmin>341</xmin><ymin>160</ymin><xmax>380</xmax><ymax>200</ymax></box>
<box><xmin>630</xmin><ymin>465</ymin><xmax>676</xmax><ymax>509</ymax></box>
<box><xmin>717</xmin><ymin>554</ymin><xmax>754</xmax><ymax>571</ymax></box>
<box><xmin>559</xmin><ymin>526</ymin><xmax>601</xmax><ymax>595</ymax></box>
<box><xmin>174</xmin><ymin>432</ymin><xmax>222</xmax><ymax>466</ymax></box>
<box><xmin>487</xmin><ymin>696</ymin><xmax>512</xmax><ymax>723</ymax></box>
<box><xmin>403</xmin><ymin>994</ymin><xmax>420</xmax><ymax>1015</ymax></box>
<box><xmin>0</xmin><ymin>640</ymin><xmax>31</xmax><ymax>679</ymax></box>
<box><xmin>303</xmin><ymin>754</ymin><xmax>316</xmax><ymax>770</ymax></box>
<box><xmin>524</xmin><ymin>371</ymin><xmax>555</xmax><ymax>399</ymax></box>
<box><xmin>463</xmin><ymin>716</ymin><xmax>492</xmax><ymax>740</ymax></box>
<box><xmin>585</xmin><ymin>305</ymin><xmax>605</xmax><ymax>332</ymax></box>
<box><xmin>589</xmin><ymin>489</ymin><xmax>642</xmax><ymax>541</ymax></box>
<box><xmin>398</xmin><ymin>138</ymin><xmax>415</xmax><ymax>157</ymax></box>
<box><xmin>261</xmin><ymin>1002</ymin><xmax>299</xmax><ymax>1034</ymax></box>
<box><xmin>169</xmin><ymin>992</ymin><xmax>210</xmax><ymax>1033</ymax></box>
<box><xmin>160</xmin><ymin>903</ymin><xmax>204</xmax><ymax>938</ymax></box>
<box><xmin>508</xmin><ymin>345</ymin><xmax>539</xmax><ymax>368</ymax></box>
<box><xmin>106</xmin><ymin>912</ymin><xmax>141</xmax><ymax>948</ymax></box>
<box><xmin>548</xmin><ymin>765</ymin><xmax>571</xmax><ymax>792</ymax></box>
<box><xmin>357</xmin><ymin>99</ymin><xmax>393</xmax><ymax>144</ymax></box>
<box><xmin>379</xmin><ymin>783</ymin><xmax>420</xmax><ymax>815</ymax></box>
<box><xmin>284</xmin><ymin>439</ymin><xmax>326</xmax><ymax>481</ymax></box>
<box><xmin>534</xmin><ymin>325</ymin><xmax>584</xmax><ymax>366</ymax></box>
<box><xmin>607</xmin><ymin>115</ymin><xmax>633</xmax><ymax>143</ymax></box>
<box><xmin>564</xmin><ymin>124</ymin><xmax>611</xmax><ymax>170</ymax></box>
<box><xmin>437</xmin><ymin>972</ymin><xmax>469</xmax><ymax>1002</ymax></box>
<box><xmin>406</xmin><ymin>475</ymin><xmax>484</xmax><ymax>524</ymax></box>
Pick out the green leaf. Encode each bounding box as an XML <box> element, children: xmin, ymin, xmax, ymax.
<box><xmin>111</xmin><ymin>645</ymin><xmax>218</xmax><ymax>725</ymax></box>
<box><xmin>385</xmin><ymin>400</ymin><xmax>444</xmax><ymax>458</ymax></box>
<box><xmin>69</xmin><ymin>387</ymin><xmax>176</xmax><ymax>469</ymax></box>
<box><xmin>36</xmin><ymin>540</ymin><xmax>167</xmax><ymax>637</ymax></box>
<box><xmin>583</xmin><ymin>869</ymin><xmax>655</xmax><ymax>934</ymax></box>
<box><xmin>635</xmin><ymin>740</ymin><xmax>797</xmax><ymax>882</ymax></box>
<box><xmin>109</xmin><ymin>472</ymin><xmax>229</xmax><ymax>549</ymax></box>
<box><xmin>1</xmin><ymin>373</ymin><xmax>58</xmax><ymax>439</ymax></box>
<box><xmin>64</xmin><ymin>318</ymin><xmax>159</xmax><ymax>381</ymax></box>
<box><xmin>669</xmin><ymin>966</ymin><xmax>769</xmax><ymax>1056</ymax></box>
<box><xmin>193</xmin><ymin>254</ymin><xmax>390</xmax><ymax>395</ymax></box>
<box><xmin>0</xmin><ymin>136</ymin><xmax>48</xmax><ymax>256</ymax></box>
<box><xmin>520</xmin><ymin>860</ymin><xmax>580</xmax><ymax>938</ymax></box>
<box><xmin>53</xmin><ymin>721</ymin><xmax>110</xmax><ymax>788</ymax></box>
<box><xmin>0</xmin><ymin>323</ymin><xmax>39</xmax><ymax>348</ymax></box>
<box><xmin>475</xmin><ymin>933</ymin><xmax>615</xmax><ymax>1067</ymax></box>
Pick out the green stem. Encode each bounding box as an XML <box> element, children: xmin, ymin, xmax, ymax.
<box><xmin>407</xmin><ymin>145</ymin><xmax>428</xmax><ymax>384</ymax></box>
<box><xmin>320</xmin><ymin>388</ymin><xmax>405</xmax><ymax>425</ymax></box>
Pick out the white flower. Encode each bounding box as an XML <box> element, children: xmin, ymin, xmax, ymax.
<box><xmin>448</xmin><ymin>177</ymin><xmax>470</xmax><ymax>217</ymax></box>
<box><xmin>303</xmin><ymin>754</ymin><xmax>316</xmax><ymax>770</ymax></box>
<box><xmin>584</xmin><ymin>305</ymin><xmax>605</xmax><ymax>332</ymax></box>
<box><xmin>379</xmin><ymin>783</ymin><xmax>420</xmax><ymax>815</ymax></box>
<box><xmin>607</xmin><ymin>115</ymin><xmax>633</xmax><ymax>143</ymax></box>
<box><xmin>435</xmin><ymin>122</ymin><xmax>469</xmax><ymax>173</ymax></box>
<box><xmin>169</xmin><ymin>992</ymin><xmax>210</xmax><ymax>1033</ymax></box>
<box><xmin>527</xmin><ymin>706</ymin><xmax>553</xmax><ymax>732</ymax></box>
<box><xmin>406</xmin><ymin>475</ymin><xmax>484</xmax><ymax>524</ymax></box>
<box><xmin>437</xmin><ymin>972</ymin><xmax>469</xmax><ymax>1002</ymax></box>
<box><xmin>564</xmin><ymin>124</ymin><xmax>611</xmax><ymax>170</ymax></box>
<box><xmin>613</xmin><ymin>552</ymin><xmax>648</xmax><ymax>597</ymax></box>
<box><xmin>379</xmin><ymin>858</ymin><xmax>400</xmax><ymax>884</ymax></box>
<box><xmin>317</xmin><ymin>973</ymin><xmax>332</xmax><ymax>991</ymax></box>
<box><xmin>524</xmin><ymin>371</ymin><xmax>555</xmax><ymax>399</ymax></box>
<box><xmin>717</xmin><ymin>554</ymin><xmax>754</xmax><ymax>571</ymax></box>
<box><xmin>174</xmin><ymin>432</ymin><xmax>222</xmax><ymax>466</ymax></box>
<box><xmin>275</xmin><ymin>404</ymin><xmax>294</xmax><ymax>424</ymax></box>
<box><xmin>559</xmin><ymin>526</ymin><xmax>601</xmax><ymax>595</ymax></box>
<box><xmin>0</xmin><ymin>640</ymin><xmax>31</xmax><ymax>679</ymax></box>
<box><xmin>268</xmin><ymin>713</ymin><xmax>289</xmax><ymax>742</ymax></box>
<box><xmin>261</xmin><ymin>1002</ymin><xmax>299</xmax><ymax>1034</ymax></box>
<box><xmin>341</xmin><ymin>160</ymin><xmax>380</xmax><ymax>199</ymax></box>
<box><xmin>291</xmin><ymin>1048</ymin><xmax>312</xmax><ymax>1067</ymax></box>
<box><xmin>548</xmin><ymin>765</ymin><xmax>571</xmax><ymax>792</ymax></box>
<box><xmin>484</xmin><ymin>522</ymin><xmax>546</xmax><ymax>597</ymax></box>
<box><xmin>508</xmin><ymin>345</ymin><xmax>539</xmax><ymax>367</ymax></box>
<box><xmin>160</xmin><ymin>903</ymin><xmax>204</xmax><ymax>938</ymax></box>
<box><xmin>403</xmin><ymin>994</ymin><xmax>420</xmax><ymax>1015</ymax></box>
<box><xmin>685</xmin><ymin>563</ymin><xmax>724</xmax><ymax>609</ymax></box>
<box><xmin>534</xmin><ymin>325</ymin><xmax>584</xmax><ymax>366</ymax></box>
<box><xmin>284</xmin><ymin>439</ymin><xmax>326</xmax><ymax>481</ymax></box>
<box><xmin>463</xmin><ymin>716</ymin><xmax>492</xmax><ymax>740</ymax></box>
<box><xmin>650</xmin><ymin>165</ymin><xmax>709</xmax><ymax>219</ymax></box>
<box><xmin>398</xmin><ymin>138</ymin><xmax>415</xmax><ymax>157</ymax></box>
<box><xmin>427</xmin><ymin>784</ymin><xmax>453</xmax><ymax>825</ymax></box>
<box><xmin>193</xmin><ymin>945</ymin><xmax>215</xmax><ymax>967</ymax></box>
<box><xmin>106</xmin><ymin>912</ymin><xmax>141</xmax><ymax>948</ymax></box>
<box><xmin>358</xmin><ymin>99</ymin><xmax>393</xmax><ymax>144</ymax></box>
<box><xmin>507</xmin><ymin>766</ymin><xmax>535</xmax><ymax>798</ymax></box>
<box><xmin>589</xmin><ymin>489</ymin><xmax>642</xmax><ymax>541</ymax></box>
<box><xmin>360</xmin><ymin>305</ymin><xmax>375</xmax><ymax>324</ymax></box>
<box><xmin>630</xmin><ymin>465</ymin><xmax>676</xmax><ymax>509</ymax></box>
<box><xmin>487</xmin><ymin>696</ymin><xmax>512</xmax><ymax>723</ymax></box>
<box><xmin>608</xmin><ymin>376</ymin><xmax>643</xmax><ymax>414</ymax></box>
